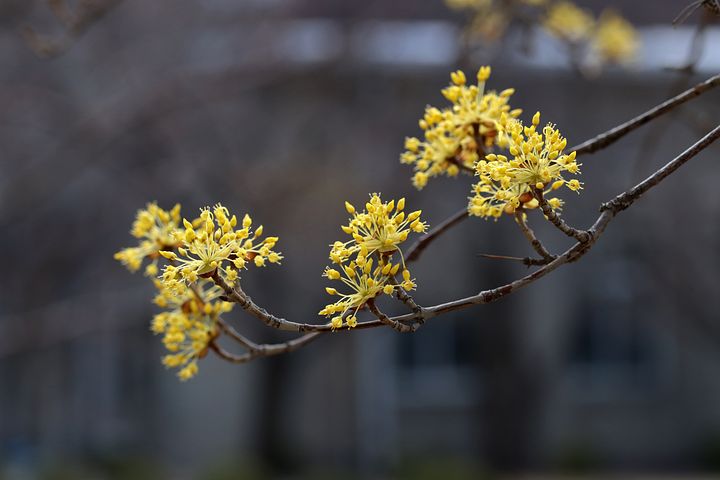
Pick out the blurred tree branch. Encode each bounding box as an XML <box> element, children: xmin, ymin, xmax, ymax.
<box><xmin>22</xmin><ymin>0</ymin><xmax>123</xmax><ymax>58</ymax></box>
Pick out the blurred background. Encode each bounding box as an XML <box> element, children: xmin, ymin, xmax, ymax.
<box><xmin>1</xmin><ymin>0</ymin><xmax>720</xmax><ymax>479</ymax></box>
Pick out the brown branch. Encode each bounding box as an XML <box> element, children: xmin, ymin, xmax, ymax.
<box><xmin>216</xmin><ymin>317</ymin><xmax>259</xmax><ymax>351</ymax></box>
<box><xmin>404</xmin><ymin>207</ymin><xmax>468</xmax><ymax>263</ymax></box>
<box><xmin>209</xmin><ymin>330</ymin><xmax>322</xmax><ymax>364</ymax></box>
<box><xmin>513</xmin><ymin>210</ymin><xmax>555</xmax><ymax>260</ymax></box>
<box><xmin>389</xmin><ymin>274</ymin><xmax>423</xmax><ymax>314</ymax></box>
<box><xmin>479</xmin><ymin>253</ymin><xmax>552</xmax><ymax>267</ymax></box>
<box><xmin>628</xmin><ymin>21</ymin><xmax>709</xmax><ymax>181</ymax></box>
<box><xmin>401</xmin><ymin>124</ymin><xmax>720</xmax><ymax>320</ymax></box>
<box><xmin>570</xmin><ymin>74</ymin><xmax>720</xmax><ymax>156</ymax></box>
<box><xmin>533</xmin><ymin>189</ymin><xmax>590</xmax><ymax>243</ymax></box>
<box><xmin>367</xmin><ymin>299</ymin><xmax>418</xmax><ymax>333</ymax></box>
<box><xmin>602</xmin><ymin>124</ymin><xmax>720</xmax><ymax>214</ymax></box>
<box><xmin>22</xmin><ymin>0</ymin><xmax>124</xmax><ymax>59</ymax></box>
<box><xmin>211</xmin><ymin>317</ymin><xmax>322</xmax><ymax>363</ymax></box>
<box><xmin>206</xmin><ymin>125</ymin><xmax>720</xmax><ymax>364</ymax></box>
<box><xmin>211</xmin><ymin>271</ymin><xmax>331</xmax><ymax>332</ymax></box>
<box><xmin>403</xmin><ymin>74</ymin><xmax>720</xmax><ymax>268</ymax></box>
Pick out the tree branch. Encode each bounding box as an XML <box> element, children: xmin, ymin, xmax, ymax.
<box><xmin>533</xmin><ymin>189</ymin><xmax>590</xmax><ymax>243</ymax></box>
<box><xmin>397</xmin><ymin>74</ymin><xmax>720</xmax><ymax>267</ymax></box>
<box><xmin>602</xmin><ymin>124</ymin><xmax>720</xmax><ymax>214</ymax></box>
<box><xmin>367</xmin><ymin>299</ymin><xmax>418</xmax><ymax>333</ymax></box>
<box><xmin>479</xmin><ymin>253</ymin><xmax>553</xmax><ymax>267</ymax></box>
<box><xmin>570</xmin><ymin>74</ymin><xmax>720</xmax><ymax>155</ymax></box>
<box><xmin>513</xmin><ymin>210</ymin><xmax>556</xmax><ymax>260</ymax></box>
<box><xmin>389</xmin><ymin>274</ymin><xmax>423</xmax><ymax>314</ymax></box>
<box><xmin>404</xmin><ymin>207</ymin><xmax>468</xmax><ymax>262</ymax></box>
<box><xmin>204</xmin><ymin>122</ymin><xmax>720</xmax><ymax>364</ymax></box>
<box><xmin>210</xmin><ymin>317</ymin><xmax>322</xmax><ymax>363</ymax></box>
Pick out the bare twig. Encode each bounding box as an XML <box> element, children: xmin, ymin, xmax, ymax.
<box><xmin>479</xmin><ymin>253</ymin><xmax>552</xmax><ymax>267</ymax></box>
<box><xmin>629</xmin><ymin>20</ymin><xmax>708</xmax><ymax>182</ymax></box>
<box><xmin>533</xmin><ymin>189</ymin><xmax>590</xmax><ymax>243</ymax></box>
<box><xmin>513</xmin><ymin>210</ymin><xmax>555</xmax><ymax>260</ymax></box>
<box><xmin>211</xmin><ymin>272</ymin><xmax>327</xmax><ymax>332</ymax></box>
<box><xmin>404</xmin><ymin>207</ymin><xmax>468</xmax><ymax>262</ymax></box>
<box><xmin>570</xmin><ymin>74</ymin><xmax>720</xmax><ymax>155</ymax></box>
<box><xmin>216</xmin><ymin>317</ymin><xmax>259</xmax><ymax>351</ymax></box>
<box><xmin>389</xmin><ymin>275</ymin><xmax>423</xmax><ymax>315</ymax></box>
<box><xmin>22</xmin><ymin>0</ymin><xmax>124</xmax><ymax>59</ymax></box>
<box><xmin>367</xmin><ymin>299</ymin><xmax>418</xmax><ymax>333</ymax></box>
<box><xmin>209</xmin><ymin>330</ymin><xmax>322</xmax><ymax>364</ymax></box>
<box><xmin>602</xmin><ymin>124</ymin><xmax>720</xmax><ymax>213</ymax></box>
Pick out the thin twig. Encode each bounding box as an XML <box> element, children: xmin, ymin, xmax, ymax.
<box><xmin>22</xmin><ymin>0</ymin><xmax>124</xmax><ymax>59</ymax></box>
<box><xmin>389</xmin><ymin>274</ymin><xmax>423</xmax><ymax>314</ymax></box>
<box><xmin>211</xmin><ymin>271</ymin><xmax>327</xmax><ymax>332</ymax></box>
<box><xmin>479</xmin><ymin>253</ymin><xmax>552</xmax><ymax>267</ymax></box>
<box><xmin>514</xmin><ymin>210</ymin><xmax>555</xmax><ymax>260</ymax></box>
<box><xmin>602</xmin><ymin>124</ymin><xmax>720</xmax><ymax>213</ymax></box>
<box><xmin>404</xmin><ymin>207</ymin><xmax>468</xmax><ymax>262</ymax></box>
<box><xmin>367</xmin><ymin>299</ymin><xmax>418</xmax><ymax>333</ymax></box>
<box><xmin>216</xmin><ymin>317</ymin><xmax>259</xmax><ymax>351</ymax></box>
<box><xmin>209</xmin><ymin>330</ymin><xmax>322</xmax><ymax>364</ymax></box>
<box><xmin>533</xmin><ymin>189</ymin><xmax>590</xmax><ymax>243</ymax></box>
<box><xmin>628</xmin><ymin>20</ymin><xmax>708</xmax><ymax>182</ymax></box>
<box><xmin>570</xmin><ymin>74</ymin><xmax>720</xmax><ymax>156</ymax></box>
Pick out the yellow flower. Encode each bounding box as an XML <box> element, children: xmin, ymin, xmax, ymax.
<box><xmin>445</xmin><ymin>0</ymin><xmax>545</xmax><ymax>42</ymax></box>
<box><xmin>592</xmin><ymin>9</ymin><xmax>639</xmax><ymax>65</ymax></box>
<box><xmin>153</xmin><ymin>279</ymin><xmax>233</xmax><ymax>380</ymax></box>
<box><xmin>320</xmin><ymin>195</ymin><xmax>426</xmax><ymax>328</ymax></box>
<box><xmin>401</xmin><ymin>66</ymin><xmax>521</xmax><ymax>190</ymax></box>
<box><xmin>468</xmin><ymin>112</ymin><xmax>581</xmax><ymax>219</ymax></box>
<box><xmin>114</xmin><ymin>203</ymin><xmax>182</xmax><ymax>274</ymax></box>
<box><xmin>544</xmin><ymin>1</ymin><xmax>595</xmax><ymax>43</ymax></box>
<box><xmin>320</xmin><ymin>257</ymin><xmax>407</xmax><ymax>327</ymax></box>
<box><xmin>160</xmin><ymin>203</ymin><xmax>282</xmax><ymax>291</ymax></box>
<box><xmin>332</xmin><ymin>194</ymin><xmax>427</xmax><ymax>263</ymax></box>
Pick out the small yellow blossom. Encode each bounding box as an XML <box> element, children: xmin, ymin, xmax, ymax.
<box><xmin>544</xmin><ymin>1</ymin><xmax>595</xmax><ymax>43</ymax></box>
<box><xmin>320</xmin><ymin>194</ymin><xmax>426</xmax><ymax>328</ymax></box>
<box><xmin>160</xmin><ymin>203</ymin><xmax>282</xmax><ymax>291</ymax></box>
<box><xmin>446</xmin><ymin>0</ymin><xmax>546</xmax><ymax>42</ymax></box>
<box><xmin>153</xmin><ymin>279</ymin><xmax>233</xmax><ymax>380</ymax></box>
<box><xmin>592</xmin><ymin>9</ymin><xmax>639</xmax><ymax>65</ymax></box>
<box><xmin>332</xmin><ymin>193</ymin><xmax>427</xmax><ymax>263</ymax></box>
<box><xmin>114</xmin><ymin>203</ymin><xmax>182</xmax><ymax>274</ymax></box>
<box><xmin>401</xmin><ymin>66</ymin><xmax>521</xmax><ymax>190</ymax></box>
<box><xmin>468</xmin><ymin>112</ymin><xmax>581</xmax><ymax>219</ymax></box>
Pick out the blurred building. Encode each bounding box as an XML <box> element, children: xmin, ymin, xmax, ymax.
<box><xmin>1</xmin><ymin>0</ymin><xmax>720</xmax><ymax>478</ymax></box>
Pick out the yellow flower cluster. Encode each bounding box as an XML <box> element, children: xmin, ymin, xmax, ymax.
<box><xmin>159</xmin><ymin>204</ymin><xmax>282</xmax><ymax>291</ymax></box>
<box><xmin>446</xmin><ymin>0</ymin><xmax>548</xmax><ymax>41</ymax></box>
<box><xmin>469</xmin><ymin>112</ymin><xmax>581</xmax><ymax>219</ymax></box>
<box><xmin>543</xmin><ymin>1</ymin><xmax>595</xmax><ymax>43</ymax></box>
<box><xmin>114</xmin><ymin>203</ymin><xmax>181</xmax><ymax>275</ymax></box>
<box><xmin>544</xmin><ymin>2</ymin><xmax>638</xmax><ymax>66</ymax></box>
<box><xmin>116</xmin><ymin>203</ymin><xmax>282</xmax><ymax>380</ymax></box>
<box><xmin>445</xmin><ymin>0</ymin><xmax>638</xmax><ymax>67</ymax></box>
<box><xmin>401</xmin><ymin>66</ymin><xmax>522</xmax><ymax>190</ymax></box>
<box><xmin>152</xmin><ymin>280</ymin><xmax>233</xmax><ymax>380</ymax></box>
<box><xmin>320</xmin><ymin>194</ymin><xmax>427</xmax><ymax>329</ymax></box>
<box><xmin>592</xmin><ymin>10</ymin><xmax>640</xmax><ymax>65</ymax></box>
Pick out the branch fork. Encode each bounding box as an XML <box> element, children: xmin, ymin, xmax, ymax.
<box><xmin>194</xmin><ymin>75</ymin><xmax>720</xmax><ymax>366</ymax></box>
